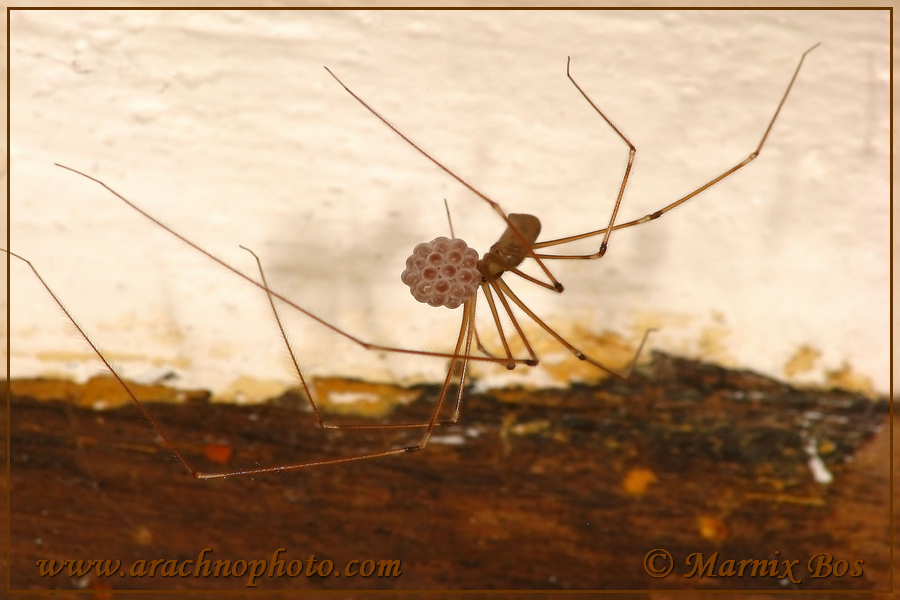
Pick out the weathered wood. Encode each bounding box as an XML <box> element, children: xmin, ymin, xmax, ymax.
<box><xmin>6</xmin><ymin>352</ymin><xmax>890</xmax><ymax>596</ymax></box>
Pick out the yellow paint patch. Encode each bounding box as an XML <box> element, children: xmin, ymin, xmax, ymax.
<box><xmin>312</xmin><ymin>377</ymin><xmax>419</xmax><ymax>418</ymax></box>
<box><xmin>10</xmin><ymin>376</ymin><xmax>206</xmax><ymax>409</ymax></box>
<box><xmin>36</xmin><ymin>350</ymin><xmax>105</xmax><ymax>363</ymax></box>
<box><xmin>631</xmin><ymin>311</ymin><xmax>693</xmax><ymax>333</ymax></box>
<box><xmin>621</xmin><ymin>467</ymin><xmax>657</xmax><ymax>497</ymax></box>
<box><xmin>218</xmin><ymin>376</ymin><xmax>291</xmax><ymax>404</ymax></box>
<box><xmin>36</xmin><ymin>350</ymin><xmax>191</xmax><ymax>371</ymax></box>
<box><xmin>516</xmin><ymin>327</ymin><xmax>648</xmax><ymax>385</ymax></box>
<box><xmin>817</xmin><ymin>439</ymin><xmax>837</xmax><ymax>456</ymax></box>
<box><xmin>696</xmin><ymin>322</ymin><xmax>734</xmax><ymax>367</ymax></box>
<box><xmin>470</xmin><ymin>319</ymin><xmax>652</xmax><ymax>386</ymax></box>
<box><xmin>9</xmin><ymin>378</ymin><xmax>79</xmax><ymax>402</ymax></box>
<box><xmin>824</xmin><ymin>362</ymin><xmax>875</xmax><ymax>397</ymax></box>
<box><xmin>783</xmin><ymin>345</ymin><xmax>822</xmax><ymax>378</ymax></box>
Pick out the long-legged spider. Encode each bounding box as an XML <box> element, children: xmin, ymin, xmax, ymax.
<box><xmin>10</xmin><ymin>44</ymin><xmax>818</xmax><ymax>478</ymax></box>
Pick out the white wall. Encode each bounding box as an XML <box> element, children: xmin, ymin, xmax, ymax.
<box><xmin>8</xmin><ymin>9</ymin><xmax>890</xmax><ymax>402</ymax></box>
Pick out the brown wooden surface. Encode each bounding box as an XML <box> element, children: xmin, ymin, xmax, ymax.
<box><xmin>4</xmin><ymin>352</ymin><xmax>891</xmax><ymax>597</ymax></box>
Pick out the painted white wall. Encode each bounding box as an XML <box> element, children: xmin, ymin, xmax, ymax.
<box><xmin>8</xmin><ymin>9</ymin><xmax>890</xmax><ymax>401</ymax></box>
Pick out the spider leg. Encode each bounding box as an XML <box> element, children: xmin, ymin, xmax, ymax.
<box><xmin>8</xmin><ymin>247</ymin><xmax>484</xmax><ymax>478</ymax></box>
<box><xmin>242</xmin><ymin>243</ymin><xmax>478</xmax><ymax>431</ymax></box>
<box><xmin>323</xmin><ymin>67</ymin><xmax>564</xmax><ymax>294</ymax></box>
<box><xmin>409</xmin><ymin>297</ymin><xmax>477</xmax><ymax>447</ymax></box>
<box><xmin>563</xmin><ymin>55</ymin><xmax>635</xmax><ymax>260</ymax></box>
<box><xmin>6</xmin><ymin>250</ymin><xmax>201</xmax><ymax>478</ymax></box>
<box><xmin>54</xmin><ymin>164</ymin><xmax>531</xmax><ymax>369</ymax></box>
<box><xmin>530</xmin><ymin>43</ymin><xmax>820</xmax><ymax>258</ymax></box>
<box><xmin>475</xmin><ymin>281</ymin><xmax>516</xmax><ymax>369</ymax></box>
<box><xmin>494</xmin><ymin>275</ymin><xmax>654</xmax><ymax>379</ymax></box>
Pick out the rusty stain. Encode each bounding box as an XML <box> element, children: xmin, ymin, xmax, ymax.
<box><xmin>743</xmin><ymin>492</ymin><xmax>827</xmax><ymax>507</ymax></box>
<box><xmin>697</xmin><ymin>515</ymin><xmax>729</xmax><ymax>542</ymax></box>
<box><xmin>622</xmin><ymin>467</ymin><xmax>658</xmax><ymax>497</ymax></box>
<box><xmin>202</xmin><ymin>442</ymin><xmax>234</xmax><ymax>465</ymax></box>
<box><xmin>132</xmin><ymin>525</ymin><xmax>154</xmax><ymax>547</ymax></box>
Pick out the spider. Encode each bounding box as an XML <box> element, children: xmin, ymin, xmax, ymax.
<box><xmin>10</xmin><ymin>44</ymin><xmax>818</xmax><ymax>478</ymax></box>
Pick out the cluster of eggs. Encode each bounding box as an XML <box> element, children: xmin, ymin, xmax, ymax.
<box><xmin>401</xmin><ymin>236</ymin><xmax>481</xmax><ymax>309</ymax></box>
